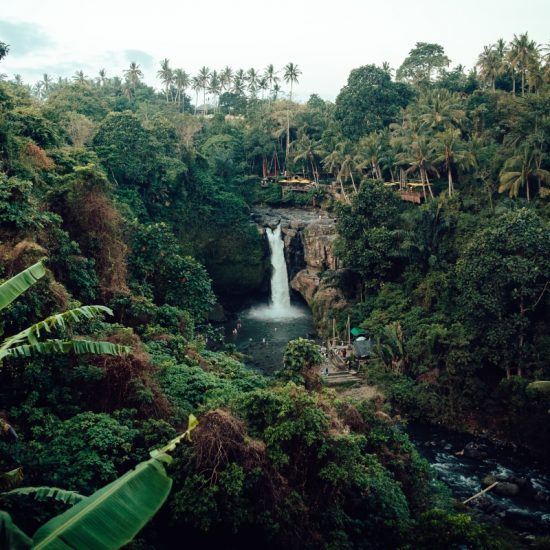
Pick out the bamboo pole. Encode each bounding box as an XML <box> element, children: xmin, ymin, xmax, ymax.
<box><xmin>462</xmin><ymin>482</ymin><xmax>499</xmax><ymax>505</ymax></box>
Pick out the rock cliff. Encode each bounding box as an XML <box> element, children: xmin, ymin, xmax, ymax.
<box><xmin>253</xmin><ymin>207</ymin><xmax>352</xmax><ymax>335</ymax></box>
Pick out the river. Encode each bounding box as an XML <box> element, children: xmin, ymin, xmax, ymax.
<box><xmin>224</xmin><ymin>216</ymin><xmax>550</xmax><ymax>537</ymax></box>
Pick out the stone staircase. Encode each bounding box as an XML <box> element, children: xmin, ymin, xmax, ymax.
<box><xmin>320</xmin><ymin>361</ymin><xmax>362</xmax><ymax>387</ymax></box>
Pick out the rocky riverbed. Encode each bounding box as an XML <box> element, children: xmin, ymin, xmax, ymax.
<box><xmin>408</xmin><ymin>423</ymin><xmax>550</xmax><ymax>536</ymax></box>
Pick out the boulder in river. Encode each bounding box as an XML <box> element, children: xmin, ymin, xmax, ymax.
<box><xmin>494</xmin><ymin>482</ymin><xmax>521</xmax><ymax>497</ymax></box>
<box><xmin>463</xmin><ymin>441</ymin><xmax>490</xmax><ymax>459</ymax></box>
<box><xmin>481</xmin><ymin>475</ymin><xmax>497</xmax><ymax>488</ymax></box>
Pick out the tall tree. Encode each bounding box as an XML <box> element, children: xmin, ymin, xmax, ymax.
<box><xmin>335</xmin><ymin>65</ymin><xmax>414</xmax><ymax>140</ymax></box>
<box><xmin>208</xmin><ymin>70</ymin><xmax>221</xmax><ymax>111</ymax></box>
<box><xmin>220</xmin><ymin>66</ymin><xmax>233</xmax><ymax>93</ymax></box>
<box><xmin>197</xmin><ymin>66</ymin><xmax>210</xmax><ymax>113</ymax></box>
<box><xmin>509</xmin><ymin>33</ymin><xmax>539</xmax><ymax>96</ymax></box>
<box><xmin>432</xmin><ymin>128</ymin><xmax>476</xmax><ymax>196</ymax></box>
<box><xmin>124</xmin><ymin>62</ymin><xmax>144</xmax><ymax>91</ymax></box>
<box><xmin>232</xmin><ymin>69</ymin><xmax>246</xmax><ymax>95</ymax></box>
<box><xmin>477</xmin><ymin>46</ymin><xmax>501</xmax><ymax>90</ymax></box>
<box><xmin>157</xmin><ymin>58</ymin><xmax>173</xmax><ymax>102</ymax></box>
<box><xmin>174</xmin><ymin>69</ymin><xmax>190</xmax><ymax>108</ymax></box>
<box><xmin>396</xmin><ymin>42</ymin><xmax>450</xmax><ymax>84</ymax></box>
<box><xmin>283</xmin><ymin>62</ymin><xmax>301</xmax><ymax>101</ymax></box>
<box><xmin>246</xmin><ymin>68</ymin><xmax>259</xmax><ymax>98</ymax></box>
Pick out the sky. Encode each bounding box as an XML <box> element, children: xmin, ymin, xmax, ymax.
<box><xmin>1</xmin><ymin>0</ymin><xmax>549</xmax><ymax>101</ymax></box>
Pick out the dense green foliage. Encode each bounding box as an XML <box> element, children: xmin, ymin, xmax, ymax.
<box><xmin>1</xmin><ymin>34</ymin><xmax>549</xmax><ymax>548</ymax></box>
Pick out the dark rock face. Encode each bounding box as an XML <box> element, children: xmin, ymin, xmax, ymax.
<box><xmin>282</xmin><ymin>227</ymin><xmax>306</xmax><ymax>280</ymax></box>
<box><xmin>205</xmin><ymin>224</ymin><xmax>271</xmax><ymax>297</ymax></box>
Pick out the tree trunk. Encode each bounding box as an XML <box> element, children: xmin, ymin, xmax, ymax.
<box><xmin>423</xmin><ymin>167</ymin><xmax>434</xmax><ymax>198</ymax></box>
<box><xmin>521</xmin><ymin>71</ymin><xmax>525</xmax><ymax>97</ymax></box>
<box><xmin>420</xmin><ymin>168</ymin><xmax>428</xmax><ymax>201</ymax></box>
<box><xmin>350</xmin><ymin>171</ymin><xmax>358</xmax><ymax>194</ymax></box>
<box><xmin>526</xmin><ymin>175</ymin><xmax>530</xmax><ymax>201</ymax></box>
<box><xmin>285</xmin><ymin>112</ymin><xmax>290</xmax><ymax>175</ymax></box>
<box><xmin>448</xmin><ymin>166</ymin><xmax>453</xmax><ymax>197</ymax></box>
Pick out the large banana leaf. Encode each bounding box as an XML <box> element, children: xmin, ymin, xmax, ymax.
<box><xmin>2</xmin><ymin>339</ymin><xmax>129</xmax><ymax>360</ymax></box>
<box><xmin>3</xmin><ymin>487</ymin><xmax>86</xmax><ymax>506</ymax></box>
<box><xmin>528</xmin><ymin>381</ymin><xmax>550</xmax><ymax>394</ymax></box>
<box><xmin>32</xmin><ymin>458</ymin><xmax>172</xmax><ymax>550</ymax></box>
<box><xmin>0</xmin><ymin>305</ymin><xmax>115</xmax><ymax>357</ymax></box>
<box><xmin>31</xmin><ymin>416</ymin><xmax>197</xmax><ymax>550</ymax></box>
<box><xmin>0</xmin><ymin>511</ymin><xmax>32</xmax><ymax>550</ymax></box>
<box><xmin>0</xmin><ymin>261</ymin><xmax>45</xmax><ymax>311</ymax></box>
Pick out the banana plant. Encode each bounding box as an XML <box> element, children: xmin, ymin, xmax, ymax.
<box><xmin>0</xmin><ymin>261</ymin><xmax>129</xmax><ymax>362</ymax></box>
<box><xmin>0</xmin><ymin>415</ymin><xmax>198</xmax><ymax>549</ymax></box>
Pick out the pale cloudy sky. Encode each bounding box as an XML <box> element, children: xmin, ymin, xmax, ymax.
<box><xmin>1</xmin><ymin>0</ymin><xmax>548</xmax><ymax>100</ymax></box>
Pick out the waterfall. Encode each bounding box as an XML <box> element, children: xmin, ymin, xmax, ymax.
<box><xmin>247</xmin><ymin>223</ymin><xmax>303</xmax><ymax>321</ymax></box>
<box><xmin>266</xmin><ymin>224</ymin><xmax>291</xmax><ymax>310</ymax></box>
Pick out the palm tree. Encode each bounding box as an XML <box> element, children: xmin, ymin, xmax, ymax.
<box><xmin>246</xmin><ymin>68</ymin><xmax>259</xmax><ymax>98</ymax></box>
<box><xmin>220</xmin><ymin>66</ymin><xmax>233</xmax><ymax>93</ymax></box>
<box><xmin>197</xmin><ymin>66</ymin><xmax>210</xmax><ymax>113</ymax></box>
<box><xmin>191</xmin><ymin>76</ymin><xmax>201</xmax><ymax>114</ymax></box>
<box><xmin>356</xmin><ymin>133</ymin><xmax>385</xmax><ymax>180</ymax></box>
<box><xmin>432</xmin><ymin>128</ymin><xmax>476</xmax><ymax>196</ymax></box>
<box><xmin>292</xmin><ymin>132</ymin><xmax>323</xmax><ymax>183</ymax></box>
<box><xmin>72</xmin><ymin>70</ymin><xmax>87</xmax><ymax>85</ymax></box>
<box><xmin>173</xmin><ymin>69</ymin><xmax>190</xmax><ymax>108</ymax></box>
<box><xmin>509</xmin><ymin>33</ymin><xmax>539</xmax><ymax>96</ymax></box>
<box><xmin>97</xmin><ymin>68</ymin><xmax>107</xmax><ymax>87</ymax></box>
<box><xmin>208</xmin><ymin>70</ymin><xmax>221</xmax><ymax>111</ymax></box>
<box><xmin>396</xmin><ymin>133</ymin><xmax>437</xmax><ymax>198</ymax></box>
<box><xmin>272</xmin><ymin>83</ymin><xmax>282</xmax><ymax>100</ymax></box>
<box><xmin>477</xmin><ymin>46</ymin><xmax>501</xmax><ymax>90</ymax></box>
<box><xmin>416</xmin><ymin>89</ymin><xmax>465</xmax><ymax>131</ymax></box>
<box><xmin>322</xmin><ymin>146</ymin><xmax>348</xmax><ymax>202</ymax></box>
<box><xmin>257</xmin><ymin>76</ymin><xmax>269</xmax><ymax>100</ymax></box>
<box><xmin>264</xmin><ymin>64</ymin><xmax>279</xmax><ymax>98</ymax></box>
<box><xmin>232</xmin><ymin>69</ymin><xmax>246</xmax><ymax>95</ymax></box>
<box><xmin>124</xmin><ymin>62</ymin><xmax>143</xmax><ymax>90</ymax></box>
<box><xmin>283</xmin><ymin>62</ymin><xmax>301</xmax><ymax>101</ymax></box>
<box><xmin>499</xmin><ymin>144</ymin><xmax>550</xmax><ymax>201</ymax></box>
<box><xmin>40</xmin><ymin>73</ymin><xmax>52</xmax><ymax>96</ymax></box>
<box><xmin>157</xmin><ymin>58</ymin><xmax>173</xmax><ymax>102</ymax></box>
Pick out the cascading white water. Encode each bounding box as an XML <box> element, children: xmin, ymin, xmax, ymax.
<box><xmin>266</xmin><ymin>224</ymin><xmax>291</xmax><ymax>310</ymax></box>
<box><xmin>247</xmin><ymin>223</ymin><xmax>304</xmax><ymax>321</ymax></box>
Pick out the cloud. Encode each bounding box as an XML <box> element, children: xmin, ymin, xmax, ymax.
<box><xmin>123</xmin><ymin>49</ymin><xmax>154</xmax><ymax>70</ymax></box>
<box><xmin>0</xmin><ymin>20</ymin><xmax>53</xmax><ymax>57</ymax></box>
